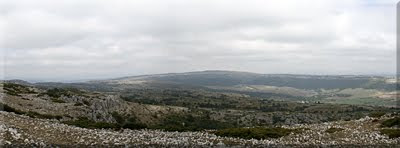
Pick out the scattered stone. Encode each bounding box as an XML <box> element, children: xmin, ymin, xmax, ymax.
<box><xmin>0</xmin><ymin>111</ymin><xmax>399</xmax><ymax>146</ymax></box>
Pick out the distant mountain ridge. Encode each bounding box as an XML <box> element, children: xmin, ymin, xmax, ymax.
<box><xmin>91</xmin><ymin>70</ymin><xmax>394</xmax><ymax>90</ymax></box>
<box><xmin>105</xmin><ymin>70</ymin><xmax>385</xmax><ymax>81</ymax></box>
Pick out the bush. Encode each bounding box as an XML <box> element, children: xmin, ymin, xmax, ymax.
<box><xmin>111</xmin><ymin>112</ymin><xmax>147</xmax><ymax>130</ymax></box>
<box><xmin>0</xmin><ymin>103</ymin><xmax>25</xmax><ymax>114</ymax></box>
<box><xmin>62</xmin><ymin>117</ymin><xmax>119</xmax><ymax>129</ymax></box>
<box><xmin>214</xmin><ymin>127</ymin><xmax>296</xmax><ymax>139</ymax></box>
<box><xmin>0</xmin><ymin>103</ymin><xmax>62</xmax><ymax>120</ymax></box>
<box><xmin>4</xmin><ymin>90</ymin><xmax>21</xmax><ymax>96</ymax></box>
<box><xmin>325</xmin><ymin>128</ymin><xmax>344</xmax><ymax>133</ymax></box>
<box><xmin>369</xmin><ymin>112</ymin><xmax>386</xmax><ymax>118</ymax></box>
<box><xmin>74</xmin><ymin>102</ymin><xmax>83</xmax><ymax>106</ymax></box>
<box><xmin>381</xmin><ymin>117</ymin><xmax>400</xmax><ymax>128</ymax></box>
<box><xmin>44</xmin><ymin>88</ymin><xmax>71</xmax><ymax>98</ymax></box>
<box><xmin>26</xmin><ymin>111</ymin><xmax>62</xmax><ymax>120</ymax></box>
<box><xmin>51</xmin><ymin>98</ymin><xmax>66</xmax><ymax>103</ymax></box>
<box><xmin>64</xmin><ymin>113</ymin><xmax>148</xmax><ymax>130</ymax></box>
<box><xmin>82</xmin><ymin>100</ymin><xmax>91</xmax><ymax>106</ymax></box>
<box><xmin>122</xmin><ymin>122</ymin><xmax>147</xmax><ymax>129</ymax></box>
<box><xmin>3</xmin><ymin>83</ymin><xmax>36</xmax><ymax>95</ymax></box>
<box><xmin>153</xmin><ymin>114</ymin><xmax>234</xmax><ymax>132</ymax></box>
<box><xmin>380</xmin><ymin>129</ymin><xmax>400</xmax><ymax>138</ymax></box>
<box><xmin>111</xmin><ymin>112</ymin><xmax>125</xmax><ymax>124</ymax></box>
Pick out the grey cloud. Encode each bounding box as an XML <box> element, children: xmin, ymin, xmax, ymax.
<box><xmin>1</xmin><ymin>0</ymin><xmax>397</xmax><ymax>81</ymax></box>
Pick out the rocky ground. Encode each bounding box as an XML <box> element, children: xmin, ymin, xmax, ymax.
<box><xmin>0</xmin><ymin>111</ymin><xmax>399</xmax><ymax>147</ymax></box>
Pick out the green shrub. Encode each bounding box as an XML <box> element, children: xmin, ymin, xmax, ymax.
<box><xmin>45</xmin><ymin>88</ymin><xmax>70</xmax><ymax>98</ymax></box>
<box><xmin>380</xmin><ymin>129</ymin><xmax>400</xmax><ymax>138</ymax></box>
<box><xmin>369</xmin><ymin>112</ymin><xmax>386</xmax><ymax>118</ymax></box>
<box><xmin>111</xmin><ymin>112</ymin><xmax>125</xmax><ymax>124</ymax></box>
<box><xmin>122</xmin><ymin>122</ymin><xmax>147</xmax><ymax>129</ymax></box>
<box><xmin>64</xmin><ymin>88</ymin><xmax>84</xmax><ymax>95</ymax></box>
<box><xmin>82</xmin><ymin>100</ymin><xmax>91</xmax><ymax>106</ymax></box>
<box><xmin>63</xmin><ymin>116</ymin><xmax>147</xmax><ymax>130</ymax></box>
<box><xmin>0</xmin><ymin>103</ymin><xmax>25</xmax><ymax>114</ymax></box>
<box><xmin>214</xmin><ymin>127</ymin><xmax>295</xmax><ymax>139</ymax></box>
<box><xmin>51</xmin><ymin>98</ymin><xmax>66</xmax><ymax>103</ymax></box>
<box><xmin>291</xmin><ymin>128</ymin><xmax>310</xmax><ymax>134</ymax></box>
<box><xmin>325</xmin><ymin>128</ymin><xmax>344</xmax><ymax>133</ymax></box>
<box><xmin>0</xmin><ymin>103</ymin><xmax>62</xmax><ymax>120</ymax></box>
<box><xmin>26</xmin><ymin>111</ymin><xmax>62</xmax><ymax>120</ymax></box>
<box><xmin>4</xmin><ymin>90</ymin><xmax>21</xmax><ymax>96</ymax></box>
<box><xmin>42</xmin><ymin>87</ymin><xmax>88</xmax><ymax>98</ymax></box>
<box><xmin>92</xmin><ymin>122</ymin><xmax>118</xmax><ymax>129</ymax></box>
<box><xmin>111</xmin><ymin>112</ymin><xmax>147</xmax><ymax>130</ymax></box>
<box><xmin>381</xmin><ymin>117</ymin><xmax>400</xmax><ymax>128</ymax></box>
<box><xmin>3</xmin><ymin>83</ymin><xmax>36</xmax><ymax>95</ymax></box>
<box><xmin>74</xmin><ymin>102</ymin><xmax>83</xmax><ymax>106</ymax></box>
<box><xmin>62</xmin><ymin>117</ymin><xmax>119</xmax><ymax>129</ymax></box>
<box><xmin>153</xmin><ymin>114</ymin><xmax>234</xmax><ymax>132</ymax></box>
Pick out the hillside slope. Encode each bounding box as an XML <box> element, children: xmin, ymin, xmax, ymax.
<box><xmin>1</xmin><ymin>111</ymin><xmax>399</xmax><ymax>146</ymax></box>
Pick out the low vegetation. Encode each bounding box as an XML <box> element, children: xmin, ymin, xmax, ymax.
<box><xmin>111</xmin><ymin>112</ymin><xmax>147</xmax><ymax>129</ymax></box>
<box><xmin>1</xmin><ymin>103</ymin><xmax>25</xmax><ymax>115</ymax></box>
<box><xmin>3</xmin><ymin>83</ymin><xmax>36</xmax><ymax>96</ymax></box>
<box><xmin>51</xmin><ymin>98</ymin><xmax>67</xmax><ymax>103</ymax></box>
<box><xmin>380</xmin><ymin>129</ymin><xmax>400</xmax><ymax>138</ymax></box>
<box><xmin>39</xmin><ymin>87</ymin><xmax>87</xmax><ymax>98</ymax></box>
<box><xmin>41</xmin><ymin>88</ymin><xmax>71</xmax><ymax>98</ymax></box>
<box><xmin>82</xmin><ymin>100</ymin><xmax>91</xmax><ymax>106</ymax></box>
<box><xmin>380</xmin><ymin>117</ymin><xmax>400</xmax><ymax>128</ymax></box>
<box><xmin>325</xmin><ymin>128</ymin><xmax>344</xmax><ymax>133</ymax></box>
<box><xmin>0</xmin><ymin>103</ymin><xmax>62</xmax><ymax>120</ymax></box>
<box><xmin>74</xmin><ymin>102</ymin><xmax>83</xmax><ymax>106</ymax></box>
<box><xmin>153</xmin><ymin>114</ymin><xmax>234</xmax><ymax>132</ymax></box>
<box><xmin>25</xmin><ymin>111</ymin><xmax>62</xmax><ymax>120</ymax></box>
<box><xmin>63</xmin><ymin>114</ymin><xmax>147</xmax><ymax>130</ymax></box>
<box><xmin>62</xmin><ymin>117</ymin><xmax>118</xmax><ymax>129</ymax></box>
<box><xmin>369</xmin><ymin>111</ymin><xmax>386</xmax><ymax>118</ymax></box>
<box><xmin>118</xmin><ymin>88</ymin><xmax>395</xmax><ymax>127</ymax></box>
<box><xmin>214</xmin><ymin>127</ymin><xmax>301</xmax><ymax>139</ymax></box>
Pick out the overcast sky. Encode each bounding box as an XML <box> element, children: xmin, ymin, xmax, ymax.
<box><xmin>0</xmin><ymin>0</ymin><xmax>397</xmax><ymax>81</ymax></box>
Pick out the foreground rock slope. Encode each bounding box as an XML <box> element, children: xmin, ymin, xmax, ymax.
<box><xmin>1</xmin><ymin>111</ymin><xmax>399</xmax><ymax>147</ymax></box>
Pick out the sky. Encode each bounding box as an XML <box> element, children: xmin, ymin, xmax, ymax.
<box><xmin>0</xmin><ymin>0</ymin><xmax>398</xmax><ymax>81</ymax></box>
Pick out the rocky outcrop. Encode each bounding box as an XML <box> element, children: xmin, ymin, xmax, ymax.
<box><xmin>0</xmin><ymin>85</ymin><xmax>186</xmax><ymax>125</ymax></box>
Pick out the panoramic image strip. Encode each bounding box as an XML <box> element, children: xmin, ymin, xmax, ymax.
<box><xmin>1</xmin><ymin>0</ymin><xmax>399</xmax><ymax>147</ymax></box>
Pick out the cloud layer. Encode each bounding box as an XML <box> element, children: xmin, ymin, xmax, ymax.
<box><xmin>1</xmin><ymin>0</ymin><xmax>397</xmax><ymax>81</ymax></box>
